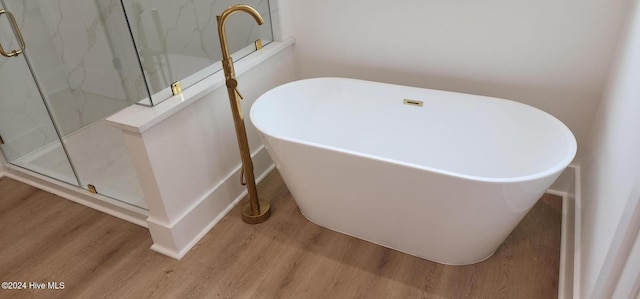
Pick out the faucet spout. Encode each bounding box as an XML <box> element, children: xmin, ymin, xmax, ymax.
<box><xmin>217</xmin><ymin>5</ymin><xmax>264</xmax><ymax>79</ymax></box>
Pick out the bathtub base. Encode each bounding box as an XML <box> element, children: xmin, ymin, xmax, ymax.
<box><xmin>299</xmin><ymin>207</ymin><xmax>500</xmax><ymax>265</ymax></box>
<box><xmin>269</xmin><ymin>140</ymin><xmax>557</xmax><ymax>265</ymax></box>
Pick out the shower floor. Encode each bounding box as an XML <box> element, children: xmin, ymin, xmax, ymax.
<box><xmin>12</xmin><ymin>108</ymin><xmax>146</xmax><ymax>210</ymax></box>
<box><xmin>11</xmin><ymin>141</ymin><xmax>77</xmax><ymax>185</ymax></box>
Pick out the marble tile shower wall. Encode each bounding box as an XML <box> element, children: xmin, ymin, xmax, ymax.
<box><xmin>1</xmin><ymin>0</ymin><xmax>272</xmax><ymax>160</ymax></box>
<box><xmin>96</xmin><ymin>0</ymin><xmax>148</xmax><ymax>107</ymax></box>
<box><xmin>28</xmin><ymin>1</ymin><xmax>122</xmax><ymax>99</ymax></box>
<box><xmin>0</xmin><ymin>49</ymin><xmax>58</xmax><ymax>162</ymax></box>
<box><xmin>0</xmin><ymin>1</ymin><xmax>139</xmax><ymax>139</ymax></box>
<box><xmin>32</xmin><ymin>0</ymin><xmax>138</xmax><ymax>135</ymax></box>
<box><xmin>123</xmin><ymin>0</ymin><xmax>272</xmax><ymax>94</ymax></box>
<box><xmin>0</xmin><ymin>4</ymin><xmax>59</xmax><ymax>161</ymax></box>
<box><xmin>0</xmin><ymin>0</ymin><xmax>146</xmax><ymax>161</ymax></box>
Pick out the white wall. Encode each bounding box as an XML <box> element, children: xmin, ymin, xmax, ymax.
<box><xmin>579</xmin><ymin>0</ymin><xmax>640</xmax><ymax>297</ymax></box>
<box><xmin>279</xmin><ymin>0</ymin><xmax>633</xmax><ymax>162</ymax></box>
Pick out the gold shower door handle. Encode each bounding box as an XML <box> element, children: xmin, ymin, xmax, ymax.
<box><xmin>0</xmin><ymin>9</ymin><xmax>26</xmax><ymax>58</ymax></box>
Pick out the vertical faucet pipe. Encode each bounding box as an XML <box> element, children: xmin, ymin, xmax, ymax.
<box><xmin>216</xmin><ymin>5</ymin><xmax>270</xmax><ymax>224</ymax></box>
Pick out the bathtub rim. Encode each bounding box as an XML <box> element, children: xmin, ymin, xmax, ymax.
<box><xmin>250</xmin><ymin>77</ymin><xmax>577</xmax><ymax>184</ymax></box>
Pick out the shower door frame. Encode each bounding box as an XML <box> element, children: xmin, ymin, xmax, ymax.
<box><xmin>0</xmin><ymin>0</ymin><xmax>148</xmax><ymax>212</ymax></box>
<box><xmin>0</xmin><ymin>2</ymin><xmax>149</xmax><ymax>226</ymax></box>
<box><xmin>0</xmin><ymin>1</ymin><xmax>81</xmax><ymax>187</ymax></box>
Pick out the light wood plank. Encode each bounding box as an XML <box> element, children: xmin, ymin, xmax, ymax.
<box><xmin>0</xmin><ymin>172</ymin><xmax>561</xmax><ymax>298</ymax></box>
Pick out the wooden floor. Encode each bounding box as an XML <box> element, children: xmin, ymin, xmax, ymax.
<box><xmin>0</xmin><ymin>171</ymin><xmax>561</xmax><ymax>298</ymax></box>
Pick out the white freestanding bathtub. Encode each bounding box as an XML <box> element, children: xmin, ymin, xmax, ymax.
<box><xmin>250</xmin><ymin>77</ymin><xmax>576</xmax><ymax>265</ymax></box>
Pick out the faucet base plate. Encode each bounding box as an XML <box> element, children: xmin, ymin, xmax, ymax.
<box><xmin>241</xmin><ymin>199</ymin><xmax>271</xmax><ymax>224</ymax></box>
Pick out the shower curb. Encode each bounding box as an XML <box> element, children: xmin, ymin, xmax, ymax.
<box><xmin>0</xmin><ymin>164</ymin><xmax>149</xmax><ymax>227</ymax></box>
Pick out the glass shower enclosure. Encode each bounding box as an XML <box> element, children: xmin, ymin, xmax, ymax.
<box><xmin>0</xmin><ymin>0</ymin><xmax>147</xmax><ymax>208</ymax></box>
<box><xmin>0</xmin><ymin>0</ymin><xmax>273</xmax><ymax>211</ymax></box>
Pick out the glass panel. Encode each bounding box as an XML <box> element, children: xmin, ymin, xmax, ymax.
<box><xmin>0</xmin><ymin>5</ymin><xmax>77</xmax><ymax>185</ymax></box>
<box><xmin>3</xmin><ymin>0</ymin><xmax>147</xmax><ymax>209</ymax></box>
<box><xmin>122</xmin><ymin>0</ymin><xmax>273</xmax><ymax>105</ymax></box>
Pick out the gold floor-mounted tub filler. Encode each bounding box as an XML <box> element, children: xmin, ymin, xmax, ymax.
<box><xmin>216</xmin><ymin>5</ymin><xmax>270</xmax><ymax>224</ymax></box>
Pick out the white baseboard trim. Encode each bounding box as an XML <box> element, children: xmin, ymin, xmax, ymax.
<box><xmin>547</xmin><ymin>164</ymin><xmax>579</xmax><ymax>299</ymax></box>
<box><xmin>0</xmin><ymin>162</ymin><xmax>7</xmax><ymax>176</ymax></box>
<box><xmin>573</xmin><ymin>166</ymin><xmax>582</xmax><ymax>299</ymax></box>
<box><xmin>1</xmin><ymin>165</ymin><xmax>149</xmax><ymax>227</ymax></box>
<box><xmin>147</xmin><ymin>145</ymin><xmax>274</xmax><ymax>260</ymax></box>
<box><xmin>149</xmin><ymin>243</ymin><xmax>181</xmax><ymax>260</ymax></box>
<box><xmin>546</xmin><ymin>189</ymin><xmax>573</xmax><ymax>299</ymax></box>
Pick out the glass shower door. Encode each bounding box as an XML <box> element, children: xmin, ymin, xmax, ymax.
<box><xmin>0</xmin><ymin>7</ymin><xmax>78</xmax><ymax>185</ymax></box>
<box><xmin>1</xmin><ymin>0</ymin><xmax>147</xmax><ymax>209</ymax></box>
<box><xmin>1</xmin><ymin>1</ymin><xmax>146</xmax><ymax>209</ymax></box>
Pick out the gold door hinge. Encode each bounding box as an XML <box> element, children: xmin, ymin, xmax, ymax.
<box><xmin>88</xmin><ymin>184</ymin><xmax>97</xmax><ymax>194</ymax></box>
<box><xmin>403</xmin><ymin>99</ymin><xmax>424</xmax><ymax>107</ymax></box>
<box><xmin>171</xmin><ymin>81</ymin><xmax>182</xmax><ymax>95</ymax></box>
<box><xmin>255</xmin><ymin>39</ymin><xmax>263</xmax><ymax>50</ymax></box>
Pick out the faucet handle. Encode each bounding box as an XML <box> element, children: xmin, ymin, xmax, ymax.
<box><xmin>235</xmin><ymin>87</ymin><xmax>244</xmax><ymax>100</ymax></box>
<box><xmin>226</xmin><ymin>78</ymin><xmax>244</xmax><ymax>100</ymax></box>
